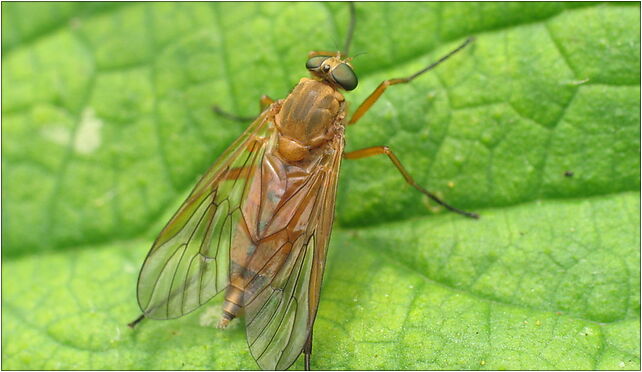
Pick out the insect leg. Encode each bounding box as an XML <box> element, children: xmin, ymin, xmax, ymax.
<box><xmin>344</xmin><ymin>146</ymin><xmax>479</xmax><ymax>219</ymax></box>
<box><xmin>258</xmin><ymin>95</ymin><xmax>275</xmax><ymax>110</ymax></box>
<box><xmin>127</xmin><ymin>314</ymin><xmax>145</xmax><ymax>329</ymax></box>
<box><xmin>348</xmin><ymin>37</ymin><xmax>474</xmax><ymax>125</ymax></box>
<box><xmin>304</xmin><ymin>327</ymin><xmax>314</xmax><ymax>370</ymax></box>
<box><xmin>212</xmin><ymin>95</ymin><xmax>275</xmax><ymax>122</ymax></box>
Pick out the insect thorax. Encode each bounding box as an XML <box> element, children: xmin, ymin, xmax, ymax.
<box><xmin>275</xmin><ymin>78</ymin><xmax>346</xmax><ymax>153</ymax></box>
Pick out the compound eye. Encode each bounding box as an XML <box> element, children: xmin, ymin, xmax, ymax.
<box><xmin>331</xmin><ymin>63</ymin><xmax>358</xmax><ymax>91</ymax></box>
<box><xmin>306</xmin><ymin>56</ymin><xmax>329</xmax><ymax>70</ymax></box>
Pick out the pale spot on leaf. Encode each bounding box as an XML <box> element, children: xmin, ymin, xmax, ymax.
<box><xmin>74</xmin><ymin>108</ymin><xmax>103</xmax><ymax>154</ymax></box>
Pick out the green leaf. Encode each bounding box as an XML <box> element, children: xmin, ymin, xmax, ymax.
<box><xmin>3</xmin><ymin>2</ymin><xmax>639</xmax><ymax>370</ymax></box>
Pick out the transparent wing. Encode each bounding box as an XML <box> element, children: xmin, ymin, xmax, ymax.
<box><xmin>243</xmin><ymin>137</ymin><xmax>344</xmax><ymax>370</ymax></box>
<box><xmin>136</xmin><ymin>111</ymin><xmax>272</xmax><ymax>319</ymax></box>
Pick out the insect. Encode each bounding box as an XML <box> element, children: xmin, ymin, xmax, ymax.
<box><xmin>129</xmin><ymin>4</ymin><xmax>477</xmax><ymax>370</ymax></box>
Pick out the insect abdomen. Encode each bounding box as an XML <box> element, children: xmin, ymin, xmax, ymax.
<box><xmin>218</xmin><ymin>150</ymin><xmax>323</xmax><ymax>328</ymax></box>
<box><xmin>218</xmin><ymin>284</ymin><xmax>244</xmax><ymax>328</ymax></box>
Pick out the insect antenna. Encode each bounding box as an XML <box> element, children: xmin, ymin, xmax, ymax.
<box><xmin>342</xmin><ymin>2</ymin><xmax>357</xmax><ymax>57</ymax></box>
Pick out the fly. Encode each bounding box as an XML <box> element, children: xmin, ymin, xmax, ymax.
<box><xmin>129</xmin><ymin>4</ymin><xmax>477</xmax><ymax>370</ymax></box>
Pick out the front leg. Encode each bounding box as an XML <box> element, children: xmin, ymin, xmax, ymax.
<box><xmin>348</xmin><ymin>37</ymin><xmax>474</xmax><ymax>125</ymax></box>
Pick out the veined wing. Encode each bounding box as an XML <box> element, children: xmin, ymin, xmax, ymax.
<box><xmin>241</xmin><ymin>136</ymin><xmax>344</xmax><ymax>370</ymax></box>
<box><xmin>136</xmin><ymin>109</ymin><xmax>273</xmax><ymax>320</ymax></box>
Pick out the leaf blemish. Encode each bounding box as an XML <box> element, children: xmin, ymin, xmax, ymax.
<box><xmin>562</xmin><ymin>78</ymin><xmax>590</xmax><ymax>86</ymax></box>
<box><xmin>74</xmin><ymin>108</ymin><xmax>103</xmax><ymax>155</ymax></box>
<box><xmin>111</xmin><ymin>326</ymin><xmax>122</xmax><ymax>343</ymax></box>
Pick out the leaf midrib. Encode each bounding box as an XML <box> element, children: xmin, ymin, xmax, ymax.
<box><xmin>4</xmin><ymin>165</ymin><xmax>638</xmax><ymax>259</ymax></box>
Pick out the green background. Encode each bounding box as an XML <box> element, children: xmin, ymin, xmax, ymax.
<box><xmin>3</xmin><ymin>2</ymin><xmax>640</xmax><ymax>370</ymax></box>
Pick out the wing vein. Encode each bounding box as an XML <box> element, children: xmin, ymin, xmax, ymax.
<box><xmin>249</xmin><ymin>236</ymin><xmax>308</xmax><ymax>349</ymax></box>
<box><xmin>254</xmin><ymin>239</ymin><xmax>309</xmax><ymax>358</ymax></box>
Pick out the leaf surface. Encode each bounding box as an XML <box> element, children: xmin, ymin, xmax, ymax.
<box><xmin>3</xmin><ymin>2</ymin><xmax>639</xmax><ymax>370</ymax></box>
